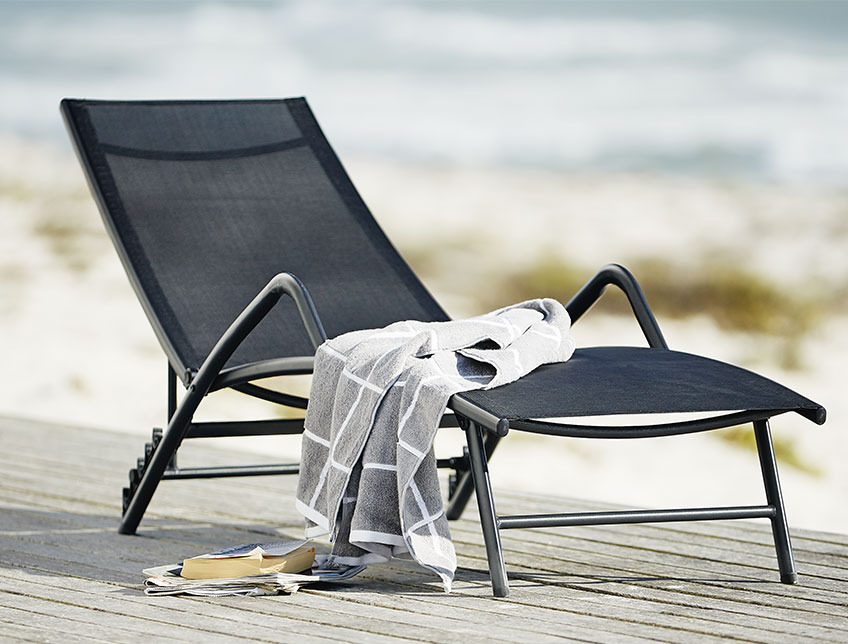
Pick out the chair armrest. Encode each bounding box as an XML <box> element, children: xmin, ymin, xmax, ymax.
<box><xmin>188</xmin><ymin>272</ymin><xmax>327</xmax><ymax>395</ymax></box>
<box><xmin>118</xmin><ymin>273</ymin><xmax>326</xmax><ymax>534</ymax></box>
<box><xmin>565</xmin><ymin>263</ymin><xmax>668</xmax><ymax>349</ymax></box>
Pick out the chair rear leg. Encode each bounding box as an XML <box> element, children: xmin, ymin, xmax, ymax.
<box><xmin>464</xmin><ymin>419</ymin><xmax>509</xmax><ymax>597</ymax></box>
<box><xmin>119</xmin><ymin>387</ymin><xmax>203</xmax><ymax>535</ymax></box>
<box><xmin>754</xmin><ymin>418</ymin><xmax>797</xmax><ymax>584</ymax></box>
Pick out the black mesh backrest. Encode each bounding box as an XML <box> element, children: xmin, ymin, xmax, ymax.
<box><xmin>62</xmin><ymin>98</ymin><xmax>448</xmax><ymax>378</ymax></box>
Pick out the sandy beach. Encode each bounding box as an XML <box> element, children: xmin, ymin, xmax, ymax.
<box><xmin>1</xmin><ymin>136</ymin><xmax>844</xmax><ymax>534</ymax></box>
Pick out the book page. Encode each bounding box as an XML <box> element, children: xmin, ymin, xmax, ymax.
<box><xmin>190</xmin><ymin>539</ymin><xmax>308</xmax><ymax>559</ymax></box>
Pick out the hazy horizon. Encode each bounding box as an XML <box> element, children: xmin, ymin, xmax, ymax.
<box><xmin>2</xmin><ymin>0</ymin><xmax>847</xmax><ymax>185</ymax></box>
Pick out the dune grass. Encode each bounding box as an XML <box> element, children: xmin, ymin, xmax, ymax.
<box><xmin>717</xmin><ymin>425</ymin><xmax>822</xmax><ymax>476</ymax></box>
<box><xmin>490</xmin><ymin>255</ymin><xmax>821</xmax><ymax>339</ymax></box>
<box><xmin>2</xmin><ymin>176</ymin><xmax>105</xmax><ymax>273</ymax></box>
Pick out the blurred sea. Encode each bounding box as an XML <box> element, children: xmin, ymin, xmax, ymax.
<box><xmin>2</xmin><ymin>0</ymin><xmax>848</xmax><ymax>185</ymax></box>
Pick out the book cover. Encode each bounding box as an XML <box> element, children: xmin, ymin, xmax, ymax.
<box><xmin>180</xmin><ymin>541</ymin><xmax>315</xmax><ymax>580</ymax></box>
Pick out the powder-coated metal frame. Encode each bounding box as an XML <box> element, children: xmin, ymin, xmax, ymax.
<box><xmin>118</xmin><ymin>263</ymin><xmax>803</xmax><ymax>599</ymax></box>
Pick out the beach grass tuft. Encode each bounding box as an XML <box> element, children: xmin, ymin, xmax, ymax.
<box><xmin>717</xmin><ymin>425</ymin><xmax>822</xmax><ymax>477</ymax></box>
<box><xmin>486</xmin><ymin>254</ymin><xmax>823</xmax><ymax>342</ymax></box>
<box><xmin>32</xmin><ymin>214</ymin><xmax>98</xmax><ymax>272</ymax></box>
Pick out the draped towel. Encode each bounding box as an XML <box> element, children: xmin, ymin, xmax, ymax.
<box><xmin>295</xmin><ymin>299</ymin><xmax>575</xmax><ymax>591</ymax></box>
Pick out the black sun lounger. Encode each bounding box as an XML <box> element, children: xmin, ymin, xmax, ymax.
<box><xmin>62</xmin><ymin>98</ymin><xmax>825</xmax><ymax>597</ymax></box>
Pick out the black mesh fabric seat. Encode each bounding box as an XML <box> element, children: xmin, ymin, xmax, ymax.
<box><xmin>460</xmin><ymin>346</ymin><xmax>823</xmax><ymax>430</ymax></box>
<box><xmin>62</xmin><ymin>97</ymin><xmax>825</xmax><ymax>598</ymax></box>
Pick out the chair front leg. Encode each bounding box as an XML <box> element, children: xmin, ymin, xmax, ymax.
<box><xmin>446</xmin><ymin>431</ymin><xmax>501</xmax><ymax>520</ymax></box>
<box><xmin>754</xmin><ymin>418</ymin><xmax>797</xmax><ymax>584</ymax></box>
<box><xmin>464</xmin><ymin>419</ymin><xmax>509</xmax><ymax>597</ymax></box>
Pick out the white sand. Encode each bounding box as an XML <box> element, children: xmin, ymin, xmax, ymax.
<box><xmin>1</xmin><ymin>139</ymin><xmax>845</xmax><ymax>533</ymax></box>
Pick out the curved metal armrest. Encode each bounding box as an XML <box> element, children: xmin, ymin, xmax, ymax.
<box><xmin>188</xmin><ymin>273</ymin><xmax>327</xmax><ymax>397</ymax></box>
<box><xmin>566</xmin><ymin>263</ymin><xmax>668</xmax><ymax>349</ymax></box>
<box><xmin>118</xmin><ymin>273</ymin><xmax>325</xmax><ymax>535</ymax></box>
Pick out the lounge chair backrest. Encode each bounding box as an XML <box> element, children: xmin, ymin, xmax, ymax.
<box><xmin>62</xmin><ymin>98</ymin><xmax>448</xmax><ymax>380</ymax></box>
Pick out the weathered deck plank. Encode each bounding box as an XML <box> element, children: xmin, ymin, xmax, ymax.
<box><xmin>1</xmin><ymin>416</ymin><xmax>846</xmax><ymax>643</ymax></box>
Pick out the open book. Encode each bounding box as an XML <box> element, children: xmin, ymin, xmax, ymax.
<box><xmin>142</xmin><ymin>540</ymin><xmax>365</xmax><ymax>596</ymax></box>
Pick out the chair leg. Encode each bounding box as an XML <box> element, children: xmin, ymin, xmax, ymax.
<box><xmin>465</xmin><ymin>420</ymin><xmax>509</xmax><ymax>597</ymax></box>
<box><xmin>119</xmin><ymin>383</ymin><xmax>204</xmax><ymax>535</ymax></box>
<box><xmin>446</xmin><ymin>432</ymin><xmax>501</xmax><ymax>520</ymax></box>
<box><xmin>754</xmin><ymin>419</ymin><xmax>797</xmax><ymax>584</ymax></box>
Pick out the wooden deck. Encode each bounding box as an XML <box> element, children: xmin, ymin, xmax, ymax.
<box><xmin>1</xmin><ymin>416</ymin><xmax>846</xmax><ymax>643</ymax></box>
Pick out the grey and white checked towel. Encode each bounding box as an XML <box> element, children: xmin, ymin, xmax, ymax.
<box><xmin>295</xmin><ymin>299</ymin><xmax>575</xmax><ymax>591</ymax></box>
